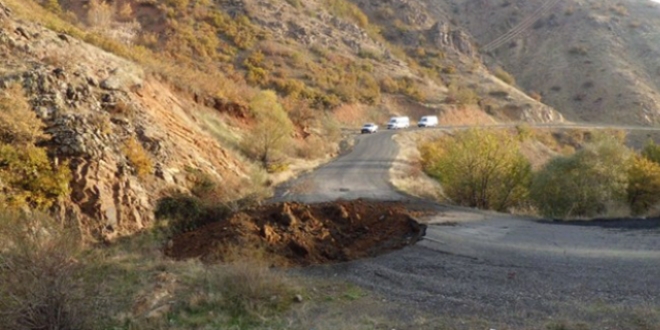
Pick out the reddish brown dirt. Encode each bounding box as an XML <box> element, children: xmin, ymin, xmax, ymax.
<box><xmin>165</xmin><ymin>200</ymin><xmax>427</xmax><ymax>266</ymax></box>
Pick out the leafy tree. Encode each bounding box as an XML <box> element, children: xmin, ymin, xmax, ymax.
<box><xmin>246</xmin><ymin>91</ymin><xmax>294</xmax><ymax>166</ymax></box>
<box><xmin>627</xmin><ymin>156</ymin><xmax>660</xmax><ymax>215</ymax></box>
<box><xmin>531</xmin><ymin>133</ymin><xmax>632</xmax><ymax>218</ymax></box>
<box><xmin>420</xmin><ymin>129</ymin><xmax>531</xmax><ymax>212</ymax></box>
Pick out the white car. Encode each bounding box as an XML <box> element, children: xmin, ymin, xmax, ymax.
<box><xmin>387</xmin><ymin>116</ymin><xmax>410</xmax><ymax>129</ymax></box>
<box><xmin>361</xmin><ymin>123</ymin><xmax>378</xmax><ymax>134</ymax></box>
<box><xmin>418</xmin><ymin>115</ymin><xmax>438</xmax><ymax>127</ymax></box>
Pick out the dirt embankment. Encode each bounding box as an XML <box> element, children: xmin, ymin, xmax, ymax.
<box><xmin>165</xmin><ymin>200</ymin><xmax>426</xmax><ymax>266</ymax></box>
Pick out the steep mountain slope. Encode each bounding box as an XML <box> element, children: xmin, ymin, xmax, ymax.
<box><xmin>433</xmin><ymin>0</ymin><xmax>660</xmax><ymax>125</ymax></box>
<box><xmin>0</xmin><ymin>0</ymin><xmax>569</xmax><ymax>240</ymax></box>
<box><xmin>0</xmin><ymin>1</ymin><xmax>252</xmax><ymax>240</ymax></box>
<box><xmin>55</xmin><ymin>0</ymin><xmax>562</xmax><ymax>124</ymax></box>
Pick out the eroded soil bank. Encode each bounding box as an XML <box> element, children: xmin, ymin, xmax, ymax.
<box><xmin>165</xmin><ymin>199</ymin><xmax>426</xmax><ymax>266</ymax></box>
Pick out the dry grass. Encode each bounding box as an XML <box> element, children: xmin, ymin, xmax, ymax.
<box><xmin>493</xmin><ymin>67</ymin><xmax>515</xmax><ymax>85</ymax></box>
<box><xmin>87</xmin><ymin>0</ymin><xmax>114</xmax><ymax>29</ymax></box>
<box><xmin>0</xmin><ymin>83</ymin><xmax>46</xmax><ymax>145</ymax></box>
<box><xmin>122</xmin><ymin>137</ymin><xmax>153</xmax><ymax>178</ymax></box>
<box><xmin>390</xmin><ymin>132</ymin><xmax>444</xmax><ymax>201</ymax></box>
<box><xmin>0</xmin><ymin>212</ymin><xmax>110</xmax><ymax>329</ymax></box>
<box><xmin>333</xmin><ymin>103</ymin><xmax>370</xmax><ymax>126</ymax></box>
<box><xmin>437</xmin><ymin>105</ymin><xmax>497</xmax><ymax>126</ymax></box>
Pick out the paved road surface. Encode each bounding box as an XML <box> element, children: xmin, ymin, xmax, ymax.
<box><xmin>275</xmin><ymin>126</ymin><xmax>660</xmax><ymax>327</ymax></box>
<box><xmin>273</xmin><ymin>130</ymin><xmax>405</xmax><ymax>203</ymax></box>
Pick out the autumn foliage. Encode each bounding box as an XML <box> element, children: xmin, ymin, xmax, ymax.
<box><xmin>420</xmin><ymin>129</ymin><xmax>531</xmax><ymax>212</ymax></box>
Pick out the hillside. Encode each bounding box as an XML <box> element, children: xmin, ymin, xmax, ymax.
<box><xmin>4</xmin><ymin>1</ymin><xmax>660</xmax><ymax>329</ymax></box>
<box><xmin>0</xmin><ymin>0</ymin><xmax>255</xmax><ymax>240</ymax></box>
<box><xmin>432</xmin><ymin>0</ymin><xmax>660</xmax><ymax>125</ymax></box>
<box><xmin>0</xmin><ymin>0</ymin><xmax>567</xmax><ymax>239</ymax></box>
<box><xmin>48</xmin><ymin>0</ymin><xmax>562</xmax><ymax>124</ymax></box>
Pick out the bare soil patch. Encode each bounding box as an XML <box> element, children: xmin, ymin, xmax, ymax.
<box><xmin>165</xmin><ymin>200</ymin><xmax>426</xmax><ymax>266</ymax></box>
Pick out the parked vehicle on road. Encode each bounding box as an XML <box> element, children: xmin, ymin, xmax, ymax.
<box><xmin>387</xmin><ymin>116</ymin><xmax>410</xmax><ymax>129</ymax></box>
<box><xmin>361</xmin><ymin>123</ymin><xmax>379</xmax><ymax>134</ymax></box>
<box><xmin>418</xmin><ymin>115</ymin><xmax>438</xmax><ymax>127</ymax></box>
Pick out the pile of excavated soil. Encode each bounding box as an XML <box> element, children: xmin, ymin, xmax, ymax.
<box><xmin>165</xmin><ymin>200</ymin><xmax>426</xmax><ymax>266</ymax></box>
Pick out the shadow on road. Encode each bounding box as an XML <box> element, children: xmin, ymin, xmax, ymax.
<box><xmin>540</xmin><ymin>217</ymin><xmax>660</xmax><ymax>230</ymax></box>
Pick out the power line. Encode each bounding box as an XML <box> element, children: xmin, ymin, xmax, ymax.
<box><xmin>483</xmin><ymin>0</ymin><xmax>563</xmax><ymax>52</ymax></box>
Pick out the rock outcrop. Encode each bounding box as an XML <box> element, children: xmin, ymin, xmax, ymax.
<box><xmin>0</xmin><ymin>3</ymin><xmax>248</xmax><ymax>241</ymax></box>
<box><xmin>427</xmin><ymin>22</ymin><xmax>477</xmax><ymax>57</ymax></box>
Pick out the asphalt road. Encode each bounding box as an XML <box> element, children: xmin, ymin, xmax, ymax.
<box><xmin>275</xmin><ymin>127</ymin><xmax>660</xmax><ymax>327</ymax></box>
<box><xmin>273</xmin><ymin>130</ymin><xmax>406</xmax><ymax>203</ymax></box>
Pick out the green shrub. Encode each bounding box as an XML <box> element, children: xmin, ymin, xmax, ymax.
<box><xmin>0</xmin><ymin>144</ymin><xmax>71</xmax><ymax>210</ymax></box>
<box><xmin>569</xmin><ymin>45</ymin><xmax>588</xmax><ymax>56</ymax></box>
<box><xmin>515</xmin><ymin>123</ymin><xmax>534</xmax><ymax>142</ymax></box>
<box><xmin>40</xmin><ymin>0</ymin><xmax>62</xmax><ymax>14</ymax></box>
<box><xmin>641</xmin><ymin>139</ymin><xmax>660</xmax><ymax>164</ymax></box>
<box><xmin>530</xmin><ymin>134</ymin><xmax>632</xmax><ymax>218</ymax></box>
<box><xmin>209</xmin><ymin>12</ymin><xmax>259</xmax><ymax>49</ymax></box>
<box><xmin>357</xmin><ymin>73</ymin><xmax>381</xmax><ymax>104</ymax></box>
<box><xmin>285</xmin><ymin>0</ymin><xmax>302</xmax><ymax>8</ymax></box>
<box><xmin>166</xmin><ymin>0</ymin><xmax>190</xmax><ymax>10</ymax></box>
<box><xmin>266</xmin><ymin>161</ymin><xmax>289</xmax><ymax>173</ymax></box>
<box><xmin>420</xmin><ymin>129</ymin><xmax>532</xmax><ymax>211</ymax></box>
<box><xmin>627</xmin><ymin>156</ymin><xmax>660</xmax><ymax>215</ymax></box>
<box><xmin>244</xmin><ymin>51</ymin><xmax>271</xmax><ymax>85</ymax></box>
<box><xmin>322</xmin><ymin>0</ymin><xmax>369</xmax><ymax>28</ymax></box>
<box><xmin>357</xmin><ymin>49</ymin><xmax>382</xmax><ymax>60</ymax></box>
<box><xmin>442</xmin><ymin>65</ymin><xmax>457</xmax><ymax>74</ymax></box>
<box><xmin>391</xmin><ymin>77</ymin><xmax>424</xmax><ymax>102</ymax></box>
<box><xmin>272</xmin><ymin>78</ymin><xmax>305</xmax><ymax>99</ymax></box>
<box><xmin>446</xmin><ymin>82</ymin><xmax>479</xmax><ymax>105</ymax></box>
<box><xmin>493</xmin><ymin>67</ymin><xmax>515</xmax><ymax>85</ymax></box>
<box><xmin>155</xmin><ymin>193</ymin><xmax>231</xmax><ymax>235</ymax></box>
<box><xmin>379</xmin><ymin>76</ymin><xmax>398</xmax><ymax>93</ymax></box>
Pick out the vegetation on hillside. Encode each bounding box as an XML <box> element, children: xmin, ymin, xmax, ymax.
<box><xmin>0</xmin><ymin>211</ymin><xmax>307</xmax><ymax>329</ymax></box>
<box><xmin>244</xmin><ymin>91</ymin><xmax>295</xmax><ymax>167</ymax></box>
<box><xmin>420</xmin><ymin>129</ymin><xmax>531</xmax><ymax>212</ymax></box>
<box><xmin>0</xmin><ymin>84</ymin><xmax>70</xmax><ymax>210</ymax></box>
<box><xmin>421</xmin><ymin>129</ymin><xmax>660</xmax><ymax>218</ymax></box>
<box><xmin>531</xmin><ymin>133</ymin><xmax>632</xmax><ymax>218</ymax></box>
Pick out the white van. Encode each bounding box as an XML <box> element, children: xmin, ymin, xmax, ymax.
<box><xmin>387</xmin><ymin>116</ymin><xmax>410</xmax><ymax>129</ymax></box>
<box><xmin>418</xmin><ymin>115</ymin><xmax>438</xmax><ymax>128</ymax></box>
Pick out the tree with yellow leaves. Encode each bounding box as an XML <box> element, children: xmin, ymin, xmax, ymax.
<box><xmin>244</xmin><ymin>91</ymin><xmax>294</xmax><ymax>167</ymax></box>
<box><xmin>420</xmin><ymin>128</ymin><xmax>531</xmax><ymax>212</ymax></box>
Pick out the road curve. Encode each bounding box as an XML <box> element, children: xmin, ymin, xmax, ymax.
<box><xmin>273</xmin><ymin>130</ymin><xmax>406</xmax><ymax>203</ymax></box>
<box><xmin>273</xmin><ymin>122</ymin><xmax>660</xmax><ymax>203</ymax></box>
<box><xmin>277</xmin><ymin>125</ymin><xmax>660</xmax><ymax>327</ymax></box>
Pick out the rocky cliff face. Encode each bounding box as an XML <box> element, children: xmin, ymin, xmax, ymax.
<box><xmin>426</xmin><ymin>22</ymin><xmax>476</xmax><ymax>57</ymax></box>
<box><xmin>0</xmin><ymin>3</ymin><xmax>248</xmax><ymax>241</ymax></box>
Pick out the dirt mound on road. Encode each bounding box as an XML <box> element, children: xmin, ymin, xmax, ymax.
<box><xmin>165</xmin><ymin>200</ymin><xmax>426</xmax><ymax>266</ymax></box>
